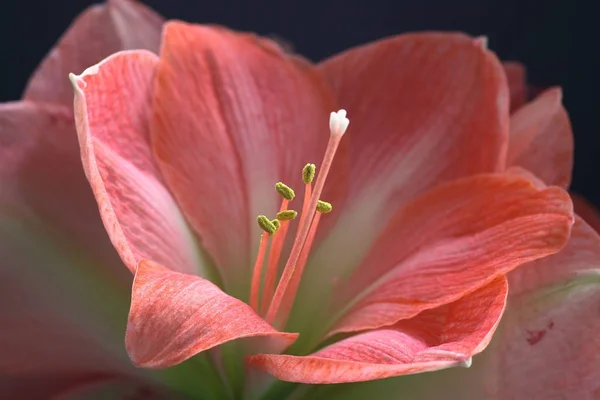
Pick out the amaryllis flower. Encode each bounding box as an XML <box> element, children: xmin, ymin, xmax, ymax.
<box><xmin>2</xmin><ymin>1</ymin><xmax>598</xmax><ymax>399</ymax></box>
<box><xmin>68</xmin><ymin>8</ymin><xmax>583</xmax><ymax>395</ymax></box>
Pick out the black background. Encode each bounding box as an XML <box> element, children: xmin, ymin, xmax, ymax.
<box><xmin>2</xmin><ymin>0</ymin><xmax>598</xmax><ymax>204</ymax></box>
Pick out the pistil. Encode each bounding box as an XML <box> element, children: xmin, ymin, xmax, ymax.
<box><xmin>266</xmin><ymin>110</ymin><xmax>349</xmax><ymax>325</ymax></box>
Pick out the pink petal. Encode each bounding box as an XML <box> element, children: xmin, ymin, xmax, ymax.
<box><xmin>0</xmin><ymin>101</ymin><xmax>123</xmax><ymax>272</ymax></box>
<box><xmin>0</xmin><ymin>103</ymin><xmax>142</xmax><ymax>394</ymax></box>
<box><xmin>151</xmin><ymin>22</ymin><xmax>336</xmax><ymax>296</ymax></box>
<box><xmin>248</xmin><ymin>277</ymin><xmax>507</xmax><ymax>384</ymax></box>
<box><xmin>126</xmin><ymin>260</ymin><xmax>297</xmax><ymax>368</ymax></box>
<box><xmin>24</xmin><ymin>0</ymin><xmax>163</xmax><ymax>106</ymax></box>
<box><xmin>72</xmin><ymin>50</ymin><xmax>204</xmax><ymax>275</ymax></box>
<box><xmin>507</xmin><ymin>87</ymin><xmax>573</xmax><ymax>188</ymax></box>
<box><xmin>0</xmin><ymin>217</ymin><xmax>134</xmax><ymax>382</ymax></box>
<box><xmin>331</xmin><ymin>173</ymin><xmax>572</xmax><ymax>335</ymax></box>
<box><xmin>503</xmin><ymin>61</ymin><xmax>528</xmax><ymax>111</ymax></box>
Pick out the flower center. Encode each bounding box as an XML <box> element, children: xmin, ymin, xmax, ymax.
<box><xmin>249</xmin><ymin>109</ymin><xmax>349</xmax><ymax>328</ymax></box>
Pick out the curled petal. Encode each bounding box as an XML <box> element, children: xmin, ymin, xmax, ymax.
<box><xmin>24</xmin><ymin>0</ymin><xmax>163</xmax><ymax>106</ymax></box>
<box><xmin>72</xmin><ymin>50</ymin><xmax>206</xmax><ymax>276</ymax></box>
<box><xmin>331</xmin><ymin>173</ymin><xmax>573</xmax><ymax>335</ymax></box>
<box><xmin>249</xmin><ymin>278</ymin><xmax>507</xmax><ymax>384</ymax></box>
<box><xmin>127</xmin><ymin>260</ymin><xmax>297</xmax><ymax>368</ymax></box>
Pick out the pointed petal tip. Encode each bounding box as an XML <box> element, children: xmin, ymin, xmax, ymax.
<box><xmin>532</xmin><ymin>86</ymin><xmax>564</xmax><ymax>108</ymax></box>
<box><xmin>72</xmin><ymin>49</ymin><xmax>214</xmax><ymax>276</ymax></box>
<box><xmin>548</xmin><ymin>85</ymin><xmax>563</xmax><ymax>99</ymax></box>
<box><xmin>474</xmin><ymin>35</ymin><xmax>488</xmax><ymax>49</ymax></box>
<box><xmin>24</xmin><ymin>0</ymin><xmax>163</xmax><ymax>105</ymax></box>
<box><xmin>507</xmin><ymin>86</ymin><xmax>573</xmax><ymax>188</ymax></box>
<box><xmin>459</xmin><ymin>357</ymin><xmax>472</xmax><ymax>368</ymax></box>
<box><xmin>68</xmin><ymin>72</ymin><xmax>86</xmax><ymax>91</ymax></box>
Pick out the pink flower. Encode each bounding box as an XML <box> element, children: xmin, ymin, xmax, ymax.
<box><xmin>1</xmin><ymin>1</ymin><xmax>598</xmax><ymax>399</ymax></box>
<box><xmin>71</xmin><ymin>13</ymin><xmax>576</xmax><ymax>387</ymax></box>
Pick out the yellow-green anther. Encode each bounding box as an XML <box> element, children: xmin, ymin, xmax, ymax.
<box><xmin>275</xmin><ymin>182</ymin><xmax>295</xmax><ymax>200</ymax></box>
<box><xmin>271</xmin><ymin>219</ymin><xmax>281</xmax><ymax>230</ymax></box>
<box><xmin>316</xmin><ymin>200</ymin><xmax>333</xmax><ymax>214</ymax></box>
<box><xmin>257</xmin><ymin>215</ymin><xmax>277</xmax><ymax>234</ymax></box>
<box><xmin>302</xmin><ymin>163</ymin><xmax>316</xmax><ymax>184</ymax></box>
<box><xmin>276</xmin><ymin>210</ymin><xmax>298</xmax><ymax>221</ymax></box>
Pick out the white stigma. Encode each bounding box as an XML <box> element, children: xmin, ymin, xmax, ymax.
<box><xmin>329</xmin><ymin>109</ymin><xmax>350</xmax><ymax>137</ymax></box>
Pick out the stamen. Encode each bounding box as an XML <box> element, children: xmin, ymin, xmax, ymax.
<box><xmin>276</xmin><ymin>210</ymin><xmax>298</xmax><ymax>221</ymax></box>
<box><xmin>302</xmin><ymin>163</ymin><xmax>316</xmax><ymax>184</ymax></box>
<box><xmin>275</xmin><ymin>182</ymin><xmax>295</xmax><ymax>201</ymax></box>
<box><xmin>250</xmin><ymin>230</ymin><xmax>270</xmax><ymax>312</ymax></box>
<box><xmin>316</xmin><ymin>200</ymin><xmax>333</xmax><ymax>213</ymax></box>
<box><xmin>260</xmin><ymin>199</ymin><xmax>291</xmax><ymax>315</ymax></box>
<box><xmin>257</xmin><ymin>215</ymin><xmax>278</xmax><ymax>235</ymax></box>
<box><xmin>264</xmin><ymin>176</ymin><xmax>313</xmax><ymax>318</ymax></box>
<box><xmin>250</xmin><ymin>215</ymin><xmax>280</xmax><ymax>311</ymax></box>
<box><xmin>301</xmin><ymin>178</ymin><xmax>312</xmax><ymax>220</ymax></box>
<box><xmin>266</xmin><ymin>110</ymin><xmax>349</xmax><ymax>325</ymax></box>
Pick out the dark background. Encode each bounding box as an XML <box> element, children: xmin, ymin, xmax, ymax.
<box><xmin>2</xmin><ymin>0</ymin><xmax>598</xmax><ymax>204</ymax></box>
